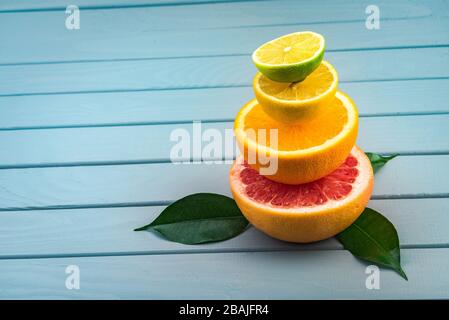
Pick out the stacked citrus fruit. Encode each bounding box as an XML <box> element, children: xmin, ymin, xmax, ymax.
<box><xmin>230</xmin><ymin>32</ymin><xmax>374</xmax><ymax>243</ymax></box>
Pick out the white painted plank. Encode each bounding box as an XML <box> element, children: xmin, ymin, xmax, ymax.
<box><xmin>0</xmin><ymin>248</ymin><xmax>446</xmax><ymax>299</ymax></box>
<box><xmin>0</xmin><ymin>79</ymin><xmax>448</xmax><ymax>129</ymax></box>
<box><xmin>0</xmin><ymin>0</ymin><xmax>250</xmax><ymax>11</ymax></box>
<box><xmin>0</xmin><ymin>199</ymin><xmax>447</xmax><ymax>258</ymax></box>
<box><xmin>1</xmin><ymin>47</ymin><xmax>448</xmax><ymax>96</ymax></box>
<box><xmin>0</xmin><ymin>1</ymin><xmax>445</xmax><ymax>64</ymax></box>
<box><xmin>0</xmin><ymin>115</ymin><xmax>447</xmax><ymax>168</ymax></box>
<box><xmin>0</xmin><ymin>0</ymin><xmax>440</xmax><ymax>16</ymax></box>
<box><xmin>0</xmin><ymin>154</ymin><xmax>447</xmax><ymax>210</ymax></box>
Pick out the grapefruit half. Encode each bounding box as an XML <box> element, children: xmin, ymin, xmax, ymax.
<box><xmin>230</xmin><ymin>146</ymin><xmax>374</xmax><ymax>243</ymax></box>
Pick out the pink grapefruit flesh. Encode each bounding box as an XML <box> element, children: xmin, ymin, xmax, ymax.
<box><xmin>230</xmin><ymin>146</ymin><xmax>374</xmax><ymax>243</ymax></box>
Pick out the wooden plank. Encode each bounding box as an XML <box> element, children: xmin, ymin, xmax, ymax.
<box><xmin>1</xmin><ymin>47</ymin><xmax>448</xmax><ymax>96</ymax></box>
<box><xmin>0</xmin><ymin>115</ymin><xmax>447</xmax><ymax>168</ymax></box>
<box><xmin>0</xmin><ymin>0</ymin><xmax>256</xmax><ymax>11</ymax></box>
<box><xmin>1</xmin><ymin>79</ymin><xmax>448</xmax><ymax>129</ymax></box>
<box><xmin>0</xmin><ymin>154</ymin><xmax>447</xmax><ymax>210</ymax></box>
<box><xmin>0</xmin><ymin>0</ymin><xmax>441</xmax><ymax>16</ymax></box>
<box><xmin>1</xmin><ymin>12</ymin><xmax>448</xmax><ymax>65</ymax></box>
<box><xmin>0</xmin><ymin>198</ymin><xmax>447</xmax><ymax>258</ymax></box>
<box><xmin>0</xmin><ymin>248</ymin><xmax>447</xmax><ymax>299</ymax></box>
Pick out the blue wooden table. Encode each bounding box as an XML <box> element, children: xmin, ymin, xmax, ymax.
<box><xmin>0</xmin><ymin>0</ymin><xmax>448</xmax><ymax>299</ymax></box>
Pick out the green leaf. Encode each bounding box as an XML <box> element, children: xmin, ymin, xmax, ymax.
<box><xmin>134</xmin><ymin>193</ymin><xmax>249</xmax><ymax>245</ymax></box>
<box><xmin>337</xmin><ymin>208</ymin><xmax>407</xmax><ymax>280</ymax></box>
<box><xmin>365</xmin><ymin>152</ymin><xmax>398</xmax><ymax>173</ymax></box>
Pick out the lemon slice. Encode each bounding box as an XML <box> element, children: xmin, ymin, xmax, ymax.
<box><xmin>253</xmin><ymin>61</ymin><xmax>338</xmax><ymax>123</ymax></box>
<box><xmin>252</xmin><ymin>31</ymin><xmax>325</xmax><ymax>82</ymax></box>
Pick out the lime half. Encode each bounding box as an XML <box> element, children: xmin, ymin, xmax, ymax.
<box><xmin>252</xmin><ymin>31</ymin><xmax>325</xmax><ymax>83</ymax></box>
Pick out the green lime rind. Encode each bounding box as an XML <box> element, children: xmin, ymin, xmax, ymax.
<box><xmin>252</xmin><ymin>38</ymin><xmax>325</xmax><ymax>83</ymax></box>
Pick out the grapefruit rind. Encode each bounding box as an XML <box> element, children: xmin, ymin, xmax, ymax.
<box><xmin>229</xmin><ymin>146</ymin><xmax>374</xmax><ymax>243</ymax></box>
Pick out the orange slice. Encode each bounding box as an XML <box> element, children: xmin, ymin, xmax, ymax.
<box><xmin>234</xmin><ymin>91</ymin><xmax>358</xmax><ymax>184</ymax></box>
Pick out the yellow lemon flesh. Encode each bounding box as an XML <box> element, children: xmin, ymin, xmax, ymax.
<box><xmin>253</xmin><ymin>61</ymin><xmax>338</xmax><ymax>123</ymax></box>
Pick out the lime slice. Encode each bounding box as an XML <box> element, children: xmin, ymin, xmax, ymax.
<box><xmin>252</xmin><ymin>31</ymin><xmax>325</xmax><ymax>83</ymax></box>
